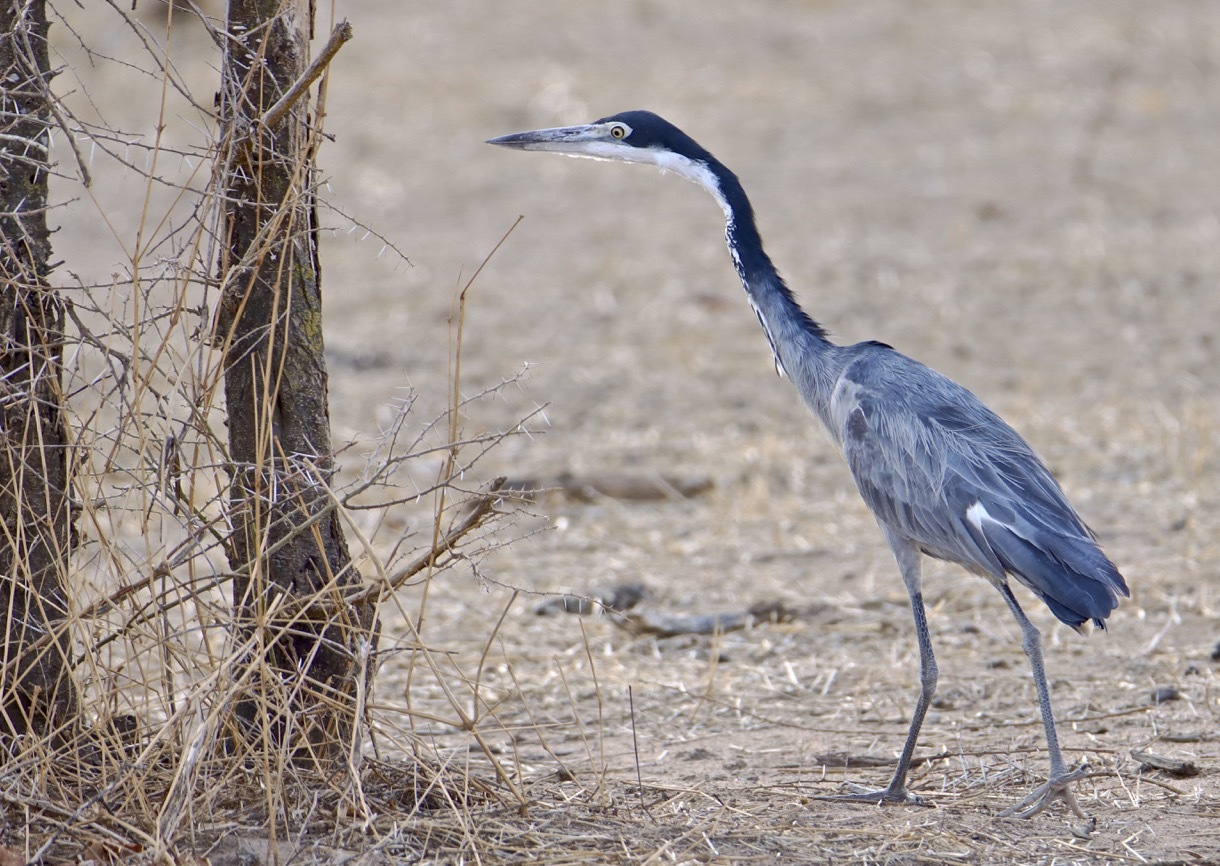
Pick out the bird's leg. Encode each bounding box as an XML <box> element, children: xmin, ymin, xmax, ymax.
<box><xmin>995</xmin><ymin>584</ymin><xmax>1089</xmax><ymax>819</ymax></box>
<box><xmin>819</xmin><ymin>537</ymin><xmax>935</xmax><ymax>806</ymax></box>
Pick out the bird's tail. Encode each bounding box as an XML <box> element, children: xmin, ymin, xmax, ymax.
<box><xmin>982</xmin><ymin>522</ymin><xmax>1129</xmax><ymax>633</ymax></box>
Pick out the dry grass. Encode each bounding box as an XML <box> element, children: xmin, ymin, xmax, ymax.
<box><xmin>5</xmin><ymin>3</ymin><xmax>535</xmax><ymax>861</ymax></box>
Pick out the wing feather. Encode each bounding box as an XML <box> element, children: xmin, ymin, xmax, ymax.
<box><xmin>835</xmin><ymin>349</ymin><xmax>1128</xmax><ymax>630</ymax></box>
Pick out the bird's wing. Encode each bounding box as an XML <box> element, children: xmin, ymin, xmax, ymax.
<box><xmin>837</xmin><ymin>377</ymin><xmax>1003</xmax><ymax>576</ymax></box>
<box><xmin>834</xmin><ymin>351</ymin><xmax>1127</xmax><ymax>629</ymax></box>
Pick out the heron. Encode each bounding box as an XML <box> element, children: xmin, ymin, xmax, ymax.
<box><xmin>488</xmin><ymin>110</ymin><xmax>1128</xmax><ymax>818</ymax></box>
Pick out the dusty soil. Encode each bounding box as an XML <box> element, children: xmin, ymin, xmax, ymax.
<box><xmin>59</xmin><ymin>0</ymin><xmax>1220</xmax><ymax>863</ymax></box>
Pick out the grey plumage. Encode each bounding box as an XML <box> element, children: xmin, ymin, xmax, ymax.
<box><xmin>824</xmin><ymin>344</ymin><xmax>1124</xmax><ymax>632</ymax></box>
<box><xmin>489</xmin><ymin>110</ymin><xmax>1128</xmax><ymax>818</ymax></box>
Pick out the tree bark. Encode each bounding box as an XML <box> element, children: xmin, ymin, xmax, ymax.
<box><xmin>0</xmin><ymin>0</ymin><xmax>80</xmax><ymax>740</ymax></box>
<box><xmin>216</xmin><ymin>0</ymin><xmax>370</xmax><ymax>758</ymax></box>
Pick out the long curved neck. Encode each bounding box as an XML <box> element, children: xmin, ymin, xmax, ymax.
<box><xmin>701</xmin><ymin>160</ymin><xmax>832</xmax><ymax>375</ymax></box>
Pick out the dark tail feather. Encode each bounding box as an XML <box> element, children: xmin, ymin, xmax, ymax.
<box><xmin>984</xmin><ymin>524</ymin><xmax>1127</xmax><ymax>631</ymax></box>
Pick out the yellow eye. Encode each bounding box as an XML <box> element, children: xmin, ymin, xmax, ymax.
<box><xmin>610</xmin><ymin>124</ymin><xmax>628</xmax><ymax>139</ymax></box>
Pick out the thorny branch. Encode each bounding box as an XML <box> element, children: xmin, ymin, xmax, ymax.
<box><xmin>261</xmin><ymin>21</ymin><xmax>353</xmax><ymax>133</ymax></box>
<box><xmin>5</xmin><ymin>1</ymin><xmax>538</xmax><ymax>860</ymax></box>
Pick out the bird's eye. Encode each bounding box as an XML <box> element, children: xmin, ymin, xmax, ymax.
<box><xmin>610</xmin><ymin>123</ymin><xmax>628</xmax><ymax>139</ymax></box>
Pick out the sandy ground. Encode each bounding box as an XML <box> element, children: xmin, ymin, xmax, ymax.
<box><xmin>53</xmin><ymin>0</ymin><xmax>1220</xmax><ymax>863</ymax></box>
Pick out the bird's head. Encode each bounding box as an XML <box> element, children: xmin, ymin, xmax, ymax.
<box><xmin>487</xmin><ymin>110</ymin><xmax>719</xmax><ymax>189</ymax></box>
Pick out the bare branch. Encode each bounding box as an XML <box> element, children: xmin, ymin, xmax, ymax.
<box><xmin>260</xmin><ymin>21</ymin><xmax>354</xmax><ymax>133</ymax></box>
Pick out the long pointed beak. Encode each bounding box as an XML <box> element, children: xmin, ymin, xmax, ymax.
<box><xmin>486</xmin><ymin>124</ymin><xmax>603</xmax><ymax>154</ymax></box>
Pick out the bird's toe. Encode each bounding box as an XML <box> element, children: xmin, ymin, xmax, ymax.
<box><xmin>816</xmin><ymin>784</ymin><xmax>927</xmax><ymax>807</ymax></box>
<box><xmin>997</xmin><ymin>763</ymin><xmax>1090</xmax><ymax>819</ymax></box>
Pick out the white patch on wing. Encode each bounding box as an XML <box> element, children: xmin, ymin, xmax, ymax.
<box><xmin>966</xmin><ymin>500</ymin><xmax>991</xmax><ymax>531</ymax></box>
<box><xmin>966</xmin><ymin>500</ymin><xmax>1035</xmax><ymax>544</ymax></box>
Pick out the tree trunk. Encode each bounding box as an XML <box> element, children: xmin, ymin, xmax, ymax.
<box><xmin>0</xmin><ymin>0</ymin><xmax>80</xmax><ymax>740</ymax></box>
<box><xmin>216</xmin><ymin>0</ymin><xmax>371</xmax><ymax>759</ymax></box>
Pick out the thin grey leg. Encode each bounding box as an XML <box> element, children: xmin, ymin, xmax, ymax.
<box><xmin>995</xmin><ymin>583</ymin><xmax>1089</xmax><ymax>819</ymax></box>
<box><xmin>820</xmin><ymin>532</ymin><xmax>935</xmax><ymax>805</ymax></box>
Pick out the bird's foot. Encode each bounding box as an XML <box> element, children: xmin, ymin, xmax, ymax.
<box><xmin>997</xmin><ymin>762</ymin><xmax>1090</xmax><ymax>819</ymax></box>
<box><xmin>814</xmin><ymin>783</ymin><xmax>927</xmax><ymax>807</ymax></box>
